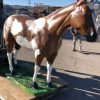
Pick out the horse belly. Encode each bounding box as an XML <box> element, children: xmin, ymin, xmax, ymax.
<box><xmin>16</xmin><ymin>36</ymin><xmax>32</xmax><ymax>49</ymax></box>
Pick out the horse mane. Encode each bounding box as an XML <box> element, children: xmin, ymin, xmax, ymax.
<box><xmin>46</xmin><ymin>2</ymin><xmax>76</xmax><ymax>18</ymax></box>
<box><xmin>46</xmin><ymin>1</ymin><xmax>88</xmax><ymax>19</ymax></box>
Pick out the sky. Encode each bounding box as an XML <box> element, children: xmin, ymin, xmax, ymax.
<box><xmin>3</xmin><ymin>0</ymin><xmax>75</xmax><ymax>6</ymax></box>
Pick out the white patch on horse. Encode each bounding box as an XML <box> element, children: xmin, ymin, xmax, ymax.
<box><xmin>31</xmin><ymin>39</ymin><xmax>38</xmax><ymax>50</ymax></box>
<box><xmin>26</xmin><ymin>20</ymin><xmax>34</xmax><ymax>27</ymax></box>
<box><xmin>28</xmin><ymin>18</ymin><xmax>46</xmax><ymax>35</ymax></box>
<box><xmin>0</xmin><ymin>96</ymin><xmax>5</xmax><ymax>100</ymax></box>
<box><xmin>16</xmin><ymin>36</ymin><xmax>32</xmax><ymax>49</ymax></box>
<box><xmin>47</xmin><ymin>62</ymin><xmax>52</xmax><ymax>83</ymax></box>
<box><xmin>11</xmin><ymin>19</ymin><xmax>23</xmax><ymax>35</ymax></box>
<box><xmin>7</xmin><ymin>52</ymin><xmax>14</xmax><ymax>72</ymax></box>
<box><xmin>3</xmin><ymin>16</ymin><xmax>13</xmax><ymax>39</ymax></box>
<box><xmin>33</xmin><ymin>64</ymin><xmax>40</xmax><ymax>82</ymax></box>
<box><xmin>35</xmin><ymin>49</ymin><xmax>41</xmax><ymax>58</ymax></box>
<box><xmin>13</xmin><ymin>50</ymin><xmax>19</xmax><ymax>65</ymax></box>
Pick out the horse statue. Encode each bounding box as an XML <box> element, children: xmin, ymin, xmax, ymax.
<box><xmin>3</xmin><ymin>0</ymin><xmax>98</xmax><ymax>89</ymax></box>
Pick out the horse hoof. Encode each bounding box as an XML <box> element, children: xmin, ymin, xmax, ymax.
<box><xmin>47</xmin><ymin>82</ymin><xmax>53</xmax><ymax>88</ymax></box>
<box><xmin>10</xmin><ymin>70</ymin><xmax>16</xmax><ymax>76</ymax></box>
<box><xmin>30</xmin><ymin>82</ymin><xmax>39</xmax><ymax>89</ymax></box>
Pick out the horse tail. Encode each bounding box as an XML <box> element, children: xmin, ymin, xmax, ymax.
<box><xmin>2</xmin><ymin>15</ymin><xmax>17</xmax><ymax>51</ymax></box>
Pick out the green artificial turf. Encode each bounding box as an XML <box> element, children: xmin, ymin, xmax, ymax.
<box><xmin>0</xmin><ymin>66</ymin><xmax>57</xmax><ymax>96</ymax></box>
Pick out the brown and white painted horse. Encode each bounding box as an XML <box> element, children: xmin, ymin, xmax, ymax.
<box><xmin>3</xmin><ymin>0</ymin><xmax>97</xmax><ymax>89</ymax></box>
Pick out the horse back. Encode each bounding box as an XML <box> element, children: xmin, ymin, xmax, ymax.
<box><xmin>3</xmin><ymin>14</ymin><xmax>33</xmax><ymax>39</ymax></box>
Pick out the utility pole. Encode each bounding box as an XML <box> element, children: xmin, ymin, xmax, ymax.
<box><xmin>27</xmin><ymin>0</ymin><xmax>31</xmax><ymax>16</ymax></box>
<box><xmin>28</xmin><ymin>0</ymin><xmax>31</xmax><ymax>8</ymax></box>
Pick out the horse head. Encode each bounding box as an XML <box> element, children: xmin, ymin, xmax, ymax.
<box><xmin>69</xmin><ymin>0</ymin><xmax>98</xmax><ymax>42</ymax></box>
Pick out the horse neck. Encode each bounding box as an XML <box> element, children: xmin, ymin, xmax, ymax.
<box><xmin>46</xmin><ymin>4</ymin><xmax>75</xmax><ymax>36</ymax></box>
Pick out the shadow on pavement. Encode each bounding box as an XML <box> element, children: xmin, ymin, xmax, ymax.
<box><xmin>1</xmin><ymin>60</ymin><xmax>100</xmax><ymax>100</ymax></box>
<box><xmin>81</xmin><ymin>51</ymin><xmax>100</xmax><ymax>55</ymax></box>
<box><xmin>50</xmin><ymin>68</ymin><xmax>100</xmax><ymax>100</ymax></box>
<box><xmin>18</xmin><ymin>60</ymin><xmax>100</xmax><ymax>100</ymax></box>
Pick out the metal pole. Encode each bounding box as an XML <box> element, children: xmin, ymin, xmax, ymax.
<box><xmin>0</xmin><ymin>0</ymin><xmax>3</xmax><ymax>29</ymax></box>
<box><xmin>0</xmin><ymin>0</ymin><xmax>3</xmax><ymax>48</ymax></box>
<box><xmin>28</xmin><ymin>0</ymin><xmax>30</xmax><ymax>7</ymax></box>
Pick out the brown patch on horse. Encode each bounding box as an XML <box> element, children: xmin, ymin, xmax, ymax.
<box><xmin>5</xmin><ymin>33</ymin><xmax>15</xmax><ymax>53</ymax></box>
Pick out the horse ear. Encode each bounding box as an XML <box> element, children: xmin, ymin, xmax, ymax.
<box><xmin>76</xmin><ymin>0</ymin><xmax>86</xmax><ymax>7</ymax></box>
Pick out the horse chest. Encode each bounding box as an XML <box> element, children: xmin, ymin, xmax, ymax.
<box><xmin>43</xmin><ymin>41</ymin><xmax>57</xmax><ymax>56</ymax></box>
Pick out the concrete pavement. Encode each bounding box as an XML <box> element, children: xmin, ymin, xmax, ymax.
<box><xmin>17</xmin><ymin>39</ymin><xmax>100</xmax><ymax>100</ymax></box>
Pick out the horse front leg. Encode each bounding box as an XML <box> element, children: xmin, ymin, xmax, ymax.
<box><xmin>46</xmin><ymin>53</ymin><xmax>57</xmax><ymax>88</ymax></box>
<box><xmin>13</xmin><ymin>42</ymin><xmax>21</xmax><ymax>68</ymax></box>
<box><xmin>31</xmin><ymin>49</ymin><xmax>44</xmax><ymax>89</ymax></box>
<box><xmin>7</xmin><ymin>52</ymin><xmax>14</xmax><ymax>74</ymax></box>
<box><xmin>13</xmin><ymin>50</ymin><xmax>19</xmax><ymax>65</ymax></box>
<box><xmin>6</xmin><ymin>40</ymin><xmax>16</xmax><ymax>76</ymax></box>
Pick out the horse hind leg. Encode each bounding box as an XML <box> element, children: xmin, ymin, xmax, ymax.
<box><xmin>13</xmin><ymin>42</ymin><xmax>21</xmax><ymax>67</ymax></box>
<box><xmin>5</xmin><ymin>33</ymin><xmax>16</xmax><ymax>75</ymax></box>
